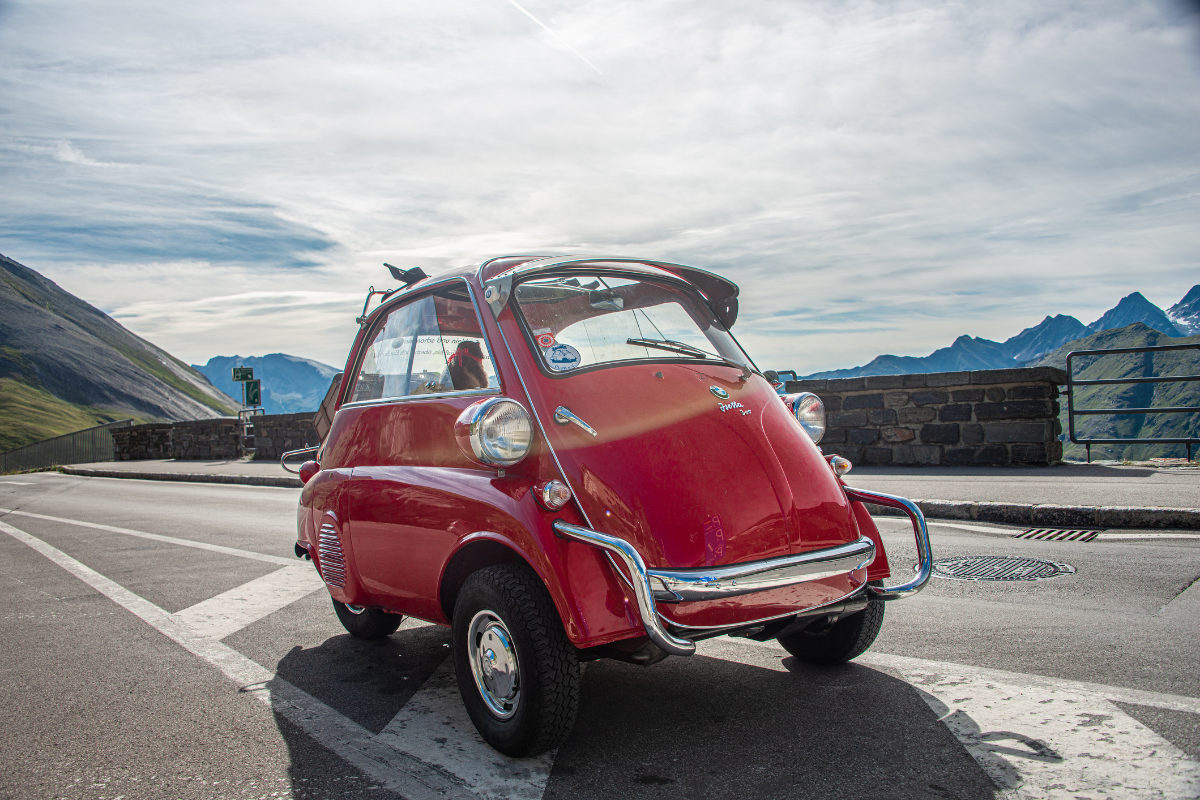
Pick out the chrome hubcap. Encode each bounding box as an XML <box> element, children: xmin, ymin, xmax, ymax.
<box><xmin>467</xmin><ymin>610</ymin><xmax>520</xmax><ymax>719</ymax></box>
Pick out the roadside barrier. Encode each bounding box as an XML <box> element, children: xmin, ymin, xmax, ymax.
<box><xmin>0</xmin><ymin>420</ymin><xmax>132</xmax><ymax>474</ymax></box>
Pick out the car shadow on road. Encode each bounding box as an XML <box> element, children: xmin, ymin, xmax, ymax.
<box><xmin>273</xmin><ymin>625</ymin><xmax>451</xmax><ymax>733</ymax></box>
<box><xmin>545</xmin><ymin>651</ymin><xmax>1001</xmax><ymax>800</ymax></box>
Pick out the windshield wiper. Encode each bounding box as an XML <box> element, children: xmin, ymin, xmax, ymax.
<box><xmin>626</xmin><ymin>337</ymin><xmax>711</xmax><ymax>359</ymax></box>
<box><xmin>627</xmin><ymin>337</ymin><xmax>753</xmax><ymax>380</ymax></box>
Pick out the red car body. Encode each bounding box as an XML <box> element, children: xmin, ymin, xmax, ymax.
<box><xmin>290</xmin><ymin>255</ymin><xmax>931</xmax><ymax>756</ymax></box>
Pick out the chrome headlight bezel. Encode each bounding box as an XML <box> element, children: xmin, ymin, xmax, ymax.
<box><xmin>455</xmin><ymin>397</ymin><xmax>534</xmax><ymax>467</ymax></box>
<box><xmin>785</xmin><ymin>391</ymin><xmax>826</xmax><ymax>445</ymax></box>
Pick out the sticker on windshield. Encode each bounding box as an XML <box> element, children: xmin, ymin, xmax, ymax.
<box><xmin>536</xmin><ymin>333</ymin><xmax>556</xmax><ymax>349</ymax></box>
<box><xmin>545</xmin><ymin>343</ymin><xmax>581</xmax><ymax>372</ymax></box>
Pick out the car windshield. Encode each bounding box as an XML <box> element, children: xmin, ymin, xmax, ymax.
<box><xmin>512</xmin><ymin>273</ymin><xmax>754</xmax><ymax>374</ymax></box>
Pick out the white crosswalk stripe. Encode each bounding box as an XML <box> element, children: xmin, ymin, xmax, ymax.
<box><xmin>173</xmin><ymin>565</ymin><xmax>326</xmax><ymax>639</ymax></box>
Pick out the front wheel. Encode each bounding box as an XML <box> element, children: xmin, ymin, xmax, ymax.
<box><xmin>452</xmin><ymin>564</ymin><xmax>580</xmax><ymax>757</ymax></box>
<box><xmin>777</xmin><ymin>587</ymin><xmax>884</xmax><ymax>665</ymax></box>
<box><xmin>332</xmin><ymin>599</ymin><xmax>403</xmax><ymax>639</ymax></box>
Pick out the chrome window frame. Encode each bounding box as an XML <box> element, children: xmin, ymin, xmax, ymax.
<box><xmin>340</xmin><ymin>277</ymin><xmax>502</xmax><ymax>410</ymax></box>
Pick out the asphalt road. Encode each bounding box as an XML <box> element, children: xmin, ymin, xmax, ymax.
<box><xmin>1</xmin><ymin>473</ymin><xmax>1198</xmax><ymax>800</ymax></box>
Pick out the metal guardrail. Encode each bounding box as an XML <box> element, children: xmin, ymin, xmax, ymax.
<box><xmin>1066</xmin><ymin>343</ymin><xmax>1199</xmax><ymax>462</ymax></box>
<box><xmin>0</xmin><ymin>420</ymin><xmax>134</xmax><ymax>474</ymax></box>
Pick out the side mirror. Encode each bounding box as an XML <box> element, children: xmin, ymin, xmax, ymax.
<box><xmin>764</xmin><ymin>370</ymin><xmax>778</xmax><ymax>382</ymax></box>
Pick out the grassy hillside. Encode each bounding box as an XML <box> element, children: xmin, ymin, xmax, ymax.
<box><xmin>0</xmin><ymin>378</ymin><xmax>151</xmax><ymax>452</ymax></box>
<box><xmin>1035</xmin><ymin>324</ymin><xmax>1200</xmax><ymax>460</ymax></box>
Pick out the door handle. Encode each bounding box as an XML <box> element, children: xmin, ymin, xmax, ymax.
<box><xmin>553</xmin><ymin>406</ymin><xmax>598</xmax><ymax>437</ymax></box>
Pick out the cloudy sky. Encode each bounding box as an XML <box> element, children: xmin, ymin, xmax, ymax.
<box><xmin>2</xmin><ymin>0</ymin><xmax>1199</xmax><ymax>372</ymax></box>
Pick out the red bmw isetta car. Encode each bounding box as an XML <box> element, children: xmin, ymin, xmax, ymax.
<box><xmin>288</xmin><ymin>255</ymin><xmax>932</xmax><ymax>757</ymax></box>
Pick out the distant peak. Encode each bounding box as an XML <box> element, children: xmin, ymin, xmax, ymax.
<box><xmin>1114</xmin><ymin>291</ymin><xmax>1151</xmax><ymax>306</ymax></box>
<box><xmin>1175</xmin><ymin>285</ymin><xmax>1200</xmax><ymax>306</ymax></box>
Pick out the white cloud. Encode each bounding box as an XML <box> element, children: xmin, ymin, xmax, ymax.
<box><xmin>50</xmin><ymin>140</ymin><xmax>120</xmax><ymax>168</ymax></box>
<box><xmin>1</xmin><ymin>0</ymin><xmax>1198</xmax><ymax>371</ymax></box>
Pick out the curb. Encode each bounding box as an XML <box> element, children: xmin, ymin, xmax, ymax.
<box><xmin>864</xmin><ymin>498</ymin><xmax>1200</xmax><ymax>530</ymax></box>
<box><xmin>60</xmin><ymin>467</ymin><xmax>302</xmax><ymax>489</ymax></box>
<box><xmin>59</xmin><ymin>468</ymin><xmax>1199</xmax><ymax>530</ymax></box>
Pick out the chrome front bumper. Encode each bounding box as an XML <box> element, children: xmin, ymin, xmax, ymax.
<box><xmin>843</xmin><ymin>486</ymin><xmax>933</xmax><ymax>601</ymax></box>
<box><xmin>552</xmin><ymin>486</ymin><xmax>932</xmax><ymax>657</ymax></box>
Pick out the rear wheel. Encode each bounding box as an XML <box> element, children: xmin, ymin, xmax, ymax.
<box><xmin>332</xmin><ymin>599</ymin><xmax>403</xmax><ymax>639</ymax></box>
<box><xmin>452</xmin><ymin>564</ymin><xmax>580</xmax><ymax>757</ymax></box>
<box><xmin>777</xmin><ymin>587</ymin><xmax>884</xmax><ymax>665</ymax></box>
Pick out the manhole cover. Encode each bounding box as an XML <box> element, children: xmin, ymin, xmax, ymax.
<box><xmin>932</xmin><ymin>555</ymin><xmax>1076</xmax><ymax>581</ymax></box>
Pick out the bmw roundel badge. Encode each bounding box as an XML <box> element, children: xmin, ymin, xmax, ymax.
<box><xmin>709</xmin><ymin>385</ymin><xmax>729</xmax><ymax>399</ymax></box>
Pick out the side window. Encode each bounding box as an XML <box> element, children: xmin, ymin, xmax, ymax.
<box><xmin>349</xmin><ymin>284</ymin><xmax>497</xmax><ymax>404</ymax></box>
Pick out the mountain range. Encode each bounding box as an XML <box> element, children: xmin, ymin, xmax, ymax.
<box><xmin>805</xmin><ymin>286</ymin><xmax>1199</xmax><ymax>379</ymax></box>
<box><xmin>192</xmin><ymin>354</ymin><xmax>340</xmax><ymax>416</ymax></box>
<box><xmin>0</xmin><ymin>253</ymin><xmax>239</xmax><ymax>451</ymax></box>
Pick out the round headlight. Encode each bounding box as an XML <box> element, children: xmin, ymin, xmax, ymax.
<box><xmin>455</xmin><ymin>397</ymin><xmax>534</xmax><ymax>467</ymax></box>
<box><xmin>786</xmin><ymin>392</ymin><xmax>825</xmax><ymax>444</ymax></box>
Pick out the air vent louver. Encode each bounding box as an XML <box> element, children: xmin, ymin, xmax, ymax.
<box><xmin>317</xmin><ymin>521</ymin><xmax>346</xmax><ymax>588</ymax></box>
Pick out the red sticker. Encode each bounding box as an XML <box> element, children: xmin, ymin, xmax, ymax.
<box><xmin>536</xmin><ymin>333</ymin><xmax>556</xmax><ymax>348</ymax></box>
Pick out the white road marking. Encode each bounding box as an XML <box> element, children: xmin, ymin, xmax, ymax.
<box><xmin>927</xmin><ymin>521</ymin><xmax>1021</xmax><ymax>535</ymax></box>
<box><xmin>1098</xmin><ymin>532</ymin><xmax>1200</xmax><ymax>541</ymax></box>
<box><xmin>0</xmin><ymin>507</ymin><xmax>296</xmax><ymax>566</ymax></box>
<box><xmin>377</xmin><ymin>659</ymin><xmax>556</xmax><ymax>800</ymax></box>
<box><xmin>713</xmin><ymin>638</ymin><xmax>1200</xmax><ymax>800</ymax></box>
<box><xmin>173</xmin><ymin>565</ymin><xmax>326</xmax><ymax>640</ymax></box>
<box><xmin>0</xmin><ymin>480</ymin><xmax>36</xmax><ymax>485</ymax></box>
<box><xmin>861</xmin><ymin>651</ymin><xmax>1200</xmax><ymax>715</ymax></box>
<box><xmin>0</xmin><ymin>518</ymin><xmax>522</xmax><ymax>800</ymax></box>
<box><xmin>909</xmin><ymin>669</ymin><xmax>1199</xmax><ymax>800</ymax></box>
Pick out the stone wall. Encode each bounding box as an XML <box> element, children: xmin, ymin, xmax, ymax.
<box><xmin>112</xmin><ymin>419</ymin><xmax>242</xmax><ymax>460</ymax></box>
<box><xmin>111</xmin><ymin>413</ymin><xmax>320</xmax><ymax>461</ymax></box>
<box><xmin>250</xmin><ymin>413</ymin><xmax>320</xmax><ymax>461</ymax></box>
<box><xmin>785</xmin><ymin>367</ymin><xmax>1067</xmax><ymax>466</ymax></box>
<box><xmin>110</xmin><ymin>423</ymin><xmax>173</xmax><ymax>460</ymax></box>
<box><xmin>171</xmin><ymin>418</ymin><xmax>242</xmax><ymax>459</ymax></box>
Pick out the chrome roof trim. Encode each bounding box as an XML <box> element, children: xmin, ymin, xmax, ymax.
<box><xmin>477</xmin><ymin>254</ymin><xmax>739</xmax><ymax>325</ymax></box>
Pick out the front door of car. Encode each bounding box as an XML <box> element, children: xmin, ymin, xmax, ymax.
<box><xmin>330</xmin><ymin>281</ymin><xmax>501</xmax><ymax>620</ymax></box>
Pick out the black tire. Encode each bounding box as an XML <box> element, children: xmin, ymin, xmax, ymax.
<box><xmin>332</xmin><ymin>599</ymin><xmax>403</xmax><ymax>639</ymax></box>
<box><xmin>452</xmin><ymin>564</ymin><xmax>580</xmax><ymax>757</ymax></box>
<box><xmin>777</xmin><ymin>588</ymin><xmax>885</xmax><ymax>665</ymax></box>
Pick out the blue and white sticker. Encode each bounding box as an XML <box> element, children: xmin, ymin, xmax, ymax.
<box><xmin>545</xmin><ymin>343</ymin><xmax>581</xmax><ymax>372</ymax></box>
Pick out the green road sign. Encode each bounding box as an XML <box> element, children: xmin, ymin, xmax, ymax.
<box><xmin>232</xmin><ymin>366</ymin><xmax>254</xmax><ymax>382</ymax></box>
<box><xmin>243</xmin><ymin>379</ymin><xmax>262</xmax><ymax>407</ymax></box>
